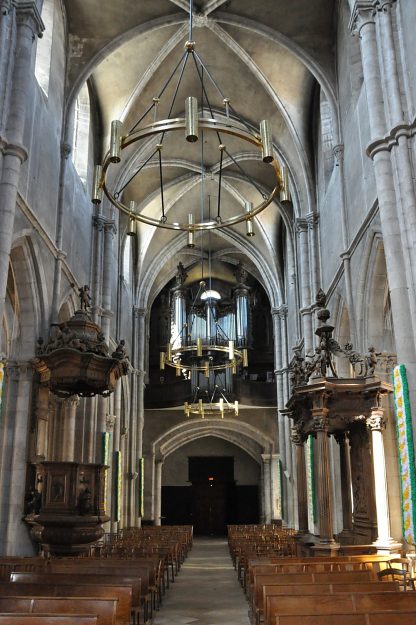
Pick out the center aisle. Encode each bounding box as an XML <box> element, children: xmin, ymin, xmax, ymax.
<box><xmin>154</xmin><ymin>537</ymin><xmax>250</xmax><ymax>625</ymax></box>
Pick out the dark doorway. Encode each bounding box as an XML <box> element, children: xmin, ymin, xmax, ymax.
<box><xmin>189</xmin><ymin>456</ymin><xmax>233</xmax><ymax>536</ymax></box>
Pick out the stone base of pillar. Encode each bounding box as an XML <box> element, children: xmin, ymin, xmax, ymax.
<box><xmin>311</xmin><ymin>541</ymin><xmax>341</xmax><ymax>557</ymax></box>
<box><xmin>372</xmin><ymin>538</ymin><xmax>402</xmax><ymax>555</ymax></box>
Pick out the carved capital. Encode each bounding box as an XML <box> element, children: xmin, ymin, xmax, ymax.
<box><xmin>291</xmin><ymin>426</ymin><xmax>306</xmax><ymax>446</ymax></box>
<box><xmin>261</xmin><ymin>453</ymin><xmax>271</xmax><ymax>465</ymax></box>
<box><xmin>333</xmin><ymin>144</ymin><xmax>344</xmax><ymax>166</ymax></box>
<box><xmin>15</xmin><ymin>1</ymin><xmax>45</xmax><ymax>38</ymax></box>
<box><xmin>349</xmin><ymin>2</ymin><xmax>377</xmax><ymax>35</ymax></box>
<box><xmin>3</xmin><ymin>141</ymin><xmax>28</xmax><ymax>163</ymax></box>
<box><xmin>134</xmin><ymin>307</ymin><xmax>147</xmax><ymax>319</ymax></box>
<box><xmin>312</xmin><ymin>413</ymin><xmax>330</xmax><ymax>432</ymax></box>
<box><xmin>6</xmin><ymin>360</ymin><xmax>33</xmax><ymax>380</ymax></box>
<box><xmin>1</xmin><ymin>1</ymin><xmax>13</xmax><ymax>16</ymax></box>
<box><xmin>106</xmin><ymin>414</ymin><xmax>117</xmax><ymax>431</ymax></box>
<box><xmin>295</xmin><ymin>218</ymin><xmax>308</xmax><ymax>234</ymax></box>
<box><xmin>334</xmin><ymin>430</ymin><xmax>346</xmax><ymax>445</ymax></box>
<box><xmin>366</xmin><ymin>410</ymin><xmax>386</xmax><ymax>431</ymax></box>
<box><xmin>306</xmin><ymin>212</ymin><xmax>319</xmax><ymax>228</ymax></box>
<box><xmin>92</xmin><ymin>215</ymin><xmax>105</xmax><ymax>231</ymax></box>
<box><xmin>103</xmin><ymin>220</ymin><xmax>117</xmax><ymax>237</ymax></box>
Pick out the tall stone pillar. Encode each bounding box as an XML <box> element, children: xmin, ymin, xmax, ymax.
<box><xmin>111</xmin><ymin>380</ymin><xmax>121</xmax><ymax>532</ymax></box>
<box><xmin>366</xmin><ymin>407</ymin><xmax>400</xmax><ymax>552</ymax></box>
<box><xmin>351</xmin><ymin>3</ymin><xmax>416</xmax><ymax>410</ymax></box>
<box><xmin>334</xmin><ymin>431</ymin><xmax>353</xmax><ymax>541</ymax></box>
<box><xmin>291</xmin><ymin>426</ymin><xmax>308</xmax><ymax>533</ymax></box>
<box><xmin>91</xmin><ymin>215</ymin><xmax>104</xmax><ymax>325</ymax></box>
<box><xmin>0</xmin><ymin>362</ymin><xmax>35</xmax><ymax>554</ymax></box>
<box><xmin>154</xmin><ymin>456</ymin><xmax>164</xmax><ymax>527</ymax></box>
<box><xmin>0</xmin><ymin>1</ymin><xmax>15</xmax><ymax>132</ymax></box>
<box><xmin>0</xmin><ymin>3</ymin><xmax>43</xmax><ymax>346</ymax></box>
<box><xmin>34</xmin><ymin>385</ymin><xmax>50</xmax><ymax>461</ymax></box>
<box><xmin>270</xmin><ymin>454</ymin><xmax>281</xmax><ymax>521</ymax></box>
<box><xmin>296</xmin><ymin>219</ymin><xmax>313</xmax><ymax>355</ymax></box>
<box><xmin>261</xmin><ymin>454</ymin><xmax>272</xmax><ymax>523</ymax></box>
<box><xmin>306</xmin><ymin>213</ymin><xmax>320</xmax><ymax>314</ymax></box>
<box><xmin>312</xmin><ymin>409</ymin><xmax>338</xmax><ymax>550</ymax></box>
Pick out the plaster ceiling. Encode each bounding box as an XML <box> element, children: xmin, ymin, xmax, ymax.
<box><xmin>64</xmin><ymin>0</ymin><xmax>336</xmax><ymax>306</ymax></box>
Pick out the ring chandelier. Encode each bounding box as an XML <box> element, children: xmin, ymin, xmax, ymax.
<box><xmin>91</xmin><ymin>2</ymin><xmax>283</xmax><ymax>239</ymax></box>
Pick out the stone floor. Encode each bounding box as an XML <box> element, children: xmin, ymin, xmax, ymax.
<box><xmin>153</xmin><ymin>537</ymin><xmax>250</xmax><ymax>625</ymax></box>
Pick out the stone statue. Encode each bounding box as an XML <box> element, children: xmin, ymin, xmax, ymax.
<box><xmin>78</xmin><ymin>285</ymin><xmax>91</xmax><ymax>311</ymax></box>
<box><xmin>315</xmin><ymin>288</ymin><xmax>327</xmax><ymax>308</ymax></box>
<box><xmin>289</xmin><ymin>348</ymin><xmax>308</xmax><ymax>388</ymax></box>
<box><xmin>175</xmin><ymin>262</ymin><xmax>187</xmax><ymax>287</ymax></box>
<box><xmin>77</xmin><ymin>487</ymin><xmax>92</xmax><ymax>515</ymax></box>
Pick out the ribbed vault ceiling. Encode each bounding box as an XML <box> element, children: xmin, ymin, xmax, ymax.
<box><xmin>64</xmin><ymin>0</ymin><xmax>336</xmax><ymax>306</ymax></box>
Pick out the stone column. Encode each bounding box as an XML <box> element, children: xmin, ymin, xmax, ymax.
<box><xmin>333</xmin><ymin>144</ymin><xmax>357</xmax><ymax>344</ymax></box>
<box><xmin>135</xmin><ymin>308</ymin><xmax>147</xmax><ymax>522</ymax></box>
<box><xmin>111</xmin><ymin>380</ymin><xmax>121</xmax><ymax>532</ymax></box>
<box><xmin>306</xmin><ymin>213</ymin><xmax>320</xmax><ymax>313</ymax></box>
<box><xmin>312</xmin><ymin>409</ymin><xmax>336</xmax><ymax>547</ymax></box>
<box><xmin>0</xmin><ymin>362</ymin><xmax>35</xmax><ymax>554</ymax></box>
<box><xmin>0</xmin><ymin>1</ymin><xmax>15</xmax><ymax>133</ymax></box>
<box><xmin>366</xmin><ymin>407</ymin><xmax>399</xmax><ymax>551</ymax></box>
<box><xmin>296</xmin><ymin>219</ymin><xmax>313</xmax><ymax>355</ymax></box>
<box><xmin>154</xmin><ymin>455</ymin><xmax>164</xmax><ymax>527</ymax></box>
<box><xmin>334</xmin><ymin>431</ymin><xmax>353</xmax><ymax>540</ymax></box>
<box><xmin>0</xmin><ymin>3</ymin><xmax>43</xmax><ymax>346</ymax></box>
<box><xmin>261</xmin><ymin>454</ymin><xmax>272</xmax><ymax>523</ymax></box>
<box><xmin>270</xmin><ymin>453</ymin><xmax>281</xmax><ymax>521</ymax></box>
<box><xmin>352</xmin><ymin>4</ymin><xmax>416</xmax><ymax>392</ymax></box>
<box><xmin>291</xmin><ymin>426</ymin><xmax>308</xmax><ymax>533</ymax></box>
<box><xmin>91</xmin><ymin>214</ymin><xmax>104</xmax><ymax>325</ymax></box>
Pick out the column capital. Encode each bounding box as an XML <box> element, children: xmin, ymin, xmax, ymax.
<box><xmin>349</xmin><ymin>1</ymin><xmax>377</xmax><ymax>35</ymax></box>
<box><xmin>133</xmin><ymin>307</ymin><xmax>147</xmax><ymax>319</ymax></box>
<box><xmin>312</xmin><ymin>413</ymin><xmax>330</xmax><ymax>432</ymax></box>
<box><xmin>1</xmin><ymin>1</ymin><xmax>13</xmax><ymax>16</ymax></box>
<box><xmin>272</xmin><ymin>304</ymin><xmax>288</xmax><ymax>319</ymax></box>
<box><xmin>261</xmin><ymin>453</ymin><xmax>271</xmax><ymax>464</ymax></box>
<box><xmin>334</xmin><ymin>430</ymin><xmax>347</xmax><ymax>444</ymax></box>
<box><xmin>295</xmin><ymin>218</ymin><xmax>308</xmax><ymax>234</ymax></box>
<box><xmin>333</xmin><ymin>144</ymin><xmax>344</xmax><ymax>166</ymax></box>
<box><xmin>103</xmin><ymin>220</ymin><xmax>117</xmax><ymax>237</ymax></box>
<box><xmin>92</xmin><ymin>215</ymin><xmax>106</xmax><ymax>231</ymax></box>
<box><xmin>306</xmin><ymin>212</ymin><xmax>320</xmax><ymax>228</ymax></box>
<box><xmin>6</xmin><ymin>360</ymin><xmax>33</xmax><ymax>380</ymax></box>
<box><xmin>15</xmin><ymin>1</ymin><xmax>44</xmax><ymax>37</ymax></box>
<box><xmin>291</xmin><ymin>426</ymin><xmax>306</xmax><ymax>446</ymax></box>
<box><xmin>366</xmin><ymin>409</ymin><xmax>386</xmax><ymax>431</ymax></box>
<box><xmin>379</xmin><ymin>1</ymin><xmax>396</xmax><ymax>13</ymax></box>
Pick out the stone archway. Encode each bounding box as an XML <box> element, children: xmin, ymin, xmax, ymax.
<box><xmin>145</xmin><ymin>418</ymin><xmax>280</xmax><ymax>527</ymax></box>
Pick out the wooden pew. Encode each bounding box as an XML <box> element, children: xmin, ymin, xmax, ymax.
<box><xmin>253</xmin><ymin>580</ymin><xmax>399</xmax><ymax>625</ymax></box>
<box><xmin>10</xmin><ymin>573</ymin><xmax>143</xmax><ymax>625</ymax></box>
<box><xmin>274</xmin><ymin>613</ymin><xmax>416</xmax><ymax>625</ymax></box>
<box><xmin>0</xmin><ymin>598</ymin><xmax>117</xmax><ymax>625</ymax></box>
<box><xmin>0</xmin><ymin>583</ymin><xmax>131</xmax><ymax>625</ymax></box>
<box><xmin>0</xmin><ymin>616</ymin><xmax>98</xmax><ymax>625</ymax></box>
<box><xmin>265</xmin><ymin>591</ymin><xmax>416</xmax><ymax>625</ymax></box>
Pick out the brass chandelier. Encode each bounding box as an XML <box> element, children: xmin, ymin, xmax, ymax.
<box><xmin>91</xmin><ymin>0</ymin><xmax>282</xmax><ymax>237</ymax></box>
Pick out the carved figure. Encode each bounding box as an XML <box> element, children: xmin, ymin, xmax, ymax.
<box><xmin>79</xmin><ymin>285</ymin><xmax>91</xmax><ymax>311</ymax></box>
<box><xmin>78</xmin><ymin>487</ymin><xmax>92</xmax><ymax>515</ymax></box>
<box><xmin>365</xmin><ymin>345</ymin><xmax>377</xmax><ymax>376</ymax></box>
<box><xmin>307</xmin><ymin>346</ymin><xmax>327</xmax><ymax>378</ymax></box>
<box><xmin>289</xmin><ymin>349</ymin><xmax>308</xmax><ymax>388</ymax></box>
<box><xmin>315</xmin><ymin>288</ymin><xmax>327</xmax><ymax>308</ymax></box>
<box><xmin>25</xmin><ymin>488</ymin><xmax>42</xmax><ymax>515</ymax></box>
<box><xmin>112</xmin><ymin>339</ymin><xmax>127</xmax><ymax>360</ymax></box>
<box><xmin>95</xmin><ymin>332</ymin><xmax>109</xmax><ymax>356</ymax></box>
<box><xmin>175</xmin><ymin>262</ymin><xmax>187</xmax><ymax>287</ymax></box>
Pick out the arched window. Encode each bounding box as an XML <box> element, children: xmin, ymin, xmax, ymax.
<box><xmin>72</xmin><ymin>82</ymin><xmax>91</xmax><ymax>185</ymax></box>
<box><xmin>35</xmin><ymin>0</ymin><xmax>54</xmax><ymax>96</ymax></box>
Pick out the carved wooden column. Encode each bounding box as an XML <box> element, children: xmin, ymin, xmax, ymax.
<box><xmin>312</xmin><ymin>404</ymin><xmax>338</xmax><ymax>552</ymax></box>
<box><xmin>291</xmin><ymin>426</ymin><xmax>308</xmax><ymax>533</ymax></box>
<box><xmin>334</xmin><ymin>431</ymin><xmax>353</xmax><ymax>542</ymax></box>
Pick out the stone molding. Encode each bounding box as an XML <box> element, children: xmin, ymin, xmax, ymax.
<box><xmin>367</xmin><ymin>118</ymin><xmax>416</xmax><ymax>159</ymax></box>
<box><xmin>366</xmin><ymin>410</ymin><xmax>386</xmax><ymax>431</ymax></box>
<box><xmin>60</xmin><ymin>142</ymin><xmax>72</xmax><ymax>159</ymax></box>
<box><xmin>15</xmin><ymin>1</ymin><xmax>45</xmax><ymax>37</ymax></box>
<box><xmin>333</xmin><ymin>144</ymin><xmax>344</xmax><ymax>166</ymax></box>
<box><xmin>295</xmin><ymin>218</ymin><xmax>308</xmax><ymax>234</ymax></box>
<box><xmin>0</xmin><ymin>140</ymin><xmax>28</xmax><ymax>163</ymax></box>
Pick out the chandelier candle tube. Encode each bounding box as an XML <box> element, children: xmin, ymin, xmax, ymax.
<box><xmin>159</xmin><ymin>351</ymin><xmax>165</xmax><ymax>370</ymax></box>
<box><xmin>187</xmin><ymin>213</ymin><xmax>195</xmax><ymax>248</ymax></box>
<box><xmin>166</xmin><ymin>342</ymin><xmax>172</xmax><ymax>360</ymax></box>
<box><xmin>243</xmin><ymin>348</ymin><xmax>248</xmax><ymax>368</ymax></box>
<box><xmin>127</xmin><ymin>201</ymin><xmax>136</xmax><ymax>236</ymax></box>
<box><xmin>232</xmin><ymin>359</ymin><xmax>237</xmax><ymax>374</ymax></box>
<box><xmin>228</xmin><ymin>340</ymin><xmax>235</xmax><ymax>360</ymax></box>
<box><xmin>92</xmin><ymin>165</ymin><xmax>103</xmax><ymax>204</ymax></box>
<box><xmin>184</xmin><ymin>402</ymin><xmax>189</xmax><ymax>417</ymax></box>
<box><xmin>185</xmin><ymin>96</ymin><xmax>198</xmax><ymax>142</ymax></box>
<box><xmin>280</xmin><ymin>164</ymin><xmax>291</xmax><ymax>203</ymax></box>
<box><xmin>204</xmin><ymin>362</ymin><xmax>209</xmax><ymax>378</ymax></box>
<box><xmin>110</xmin><ymin>120</ymin><xmax>123</xmax><ymax>163</ymax></box>
<box><xmin>245</xmin><ymin>201</ymin><xmax>255</xmax><ymax>237</ymax></box>
<box><xmin>260</xmin><ymin>120</ymin><xmax>273</xmax><ymax>163</ymax></box>
<box><xmin>234</xmin><ymin>401</ymin><xmax>239</xmax><ymax>416</ymax></box>
<box><xmin>196</xmin><ymin>337</ymin><xmax>202</xmax><ymax>357</ymax></box>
